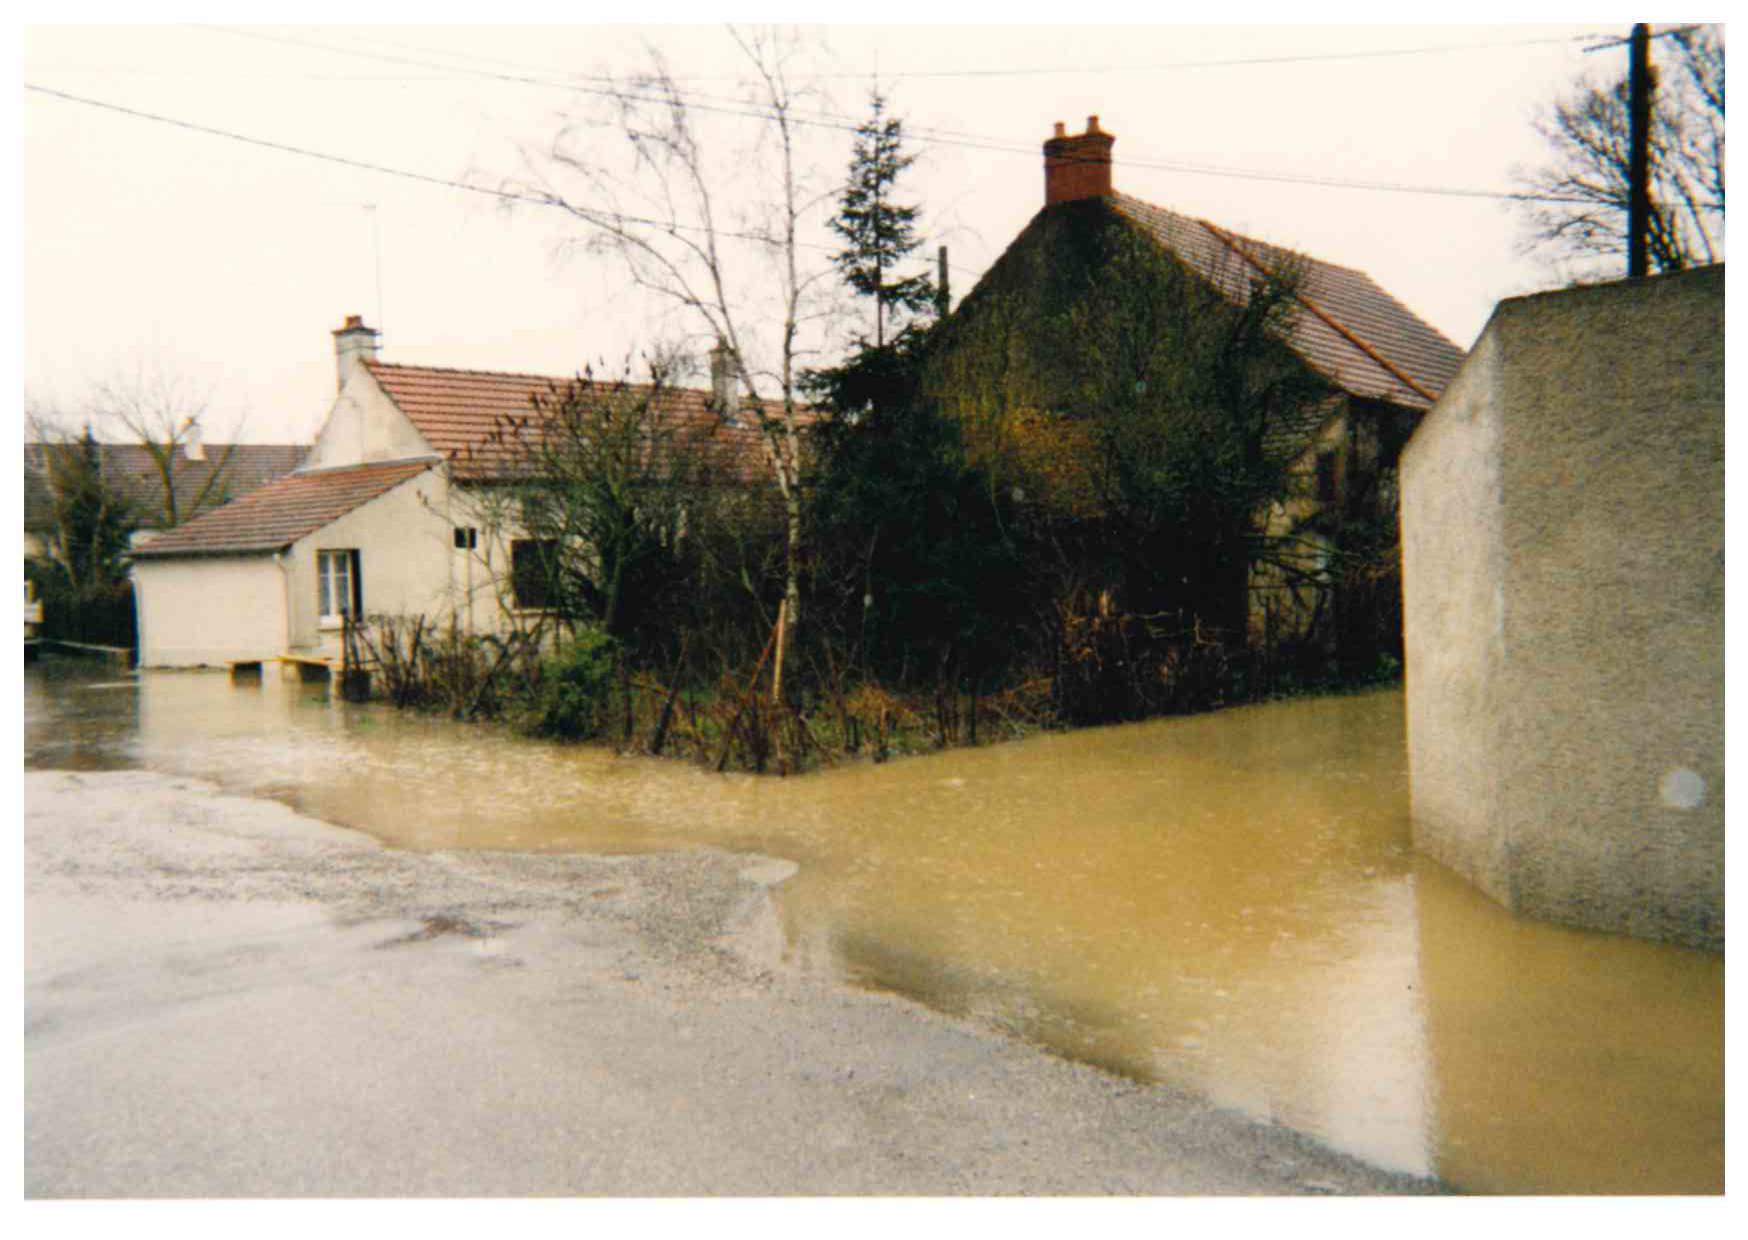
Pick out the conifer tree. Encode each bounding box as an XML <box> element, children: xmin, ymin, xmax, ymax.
<box><xmin>829</xmin><ymin>92</ymin><xmax>934</xmax><ymax>348</ymax></box>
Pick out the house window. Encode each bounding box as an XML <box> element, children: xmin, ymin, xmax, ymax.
<box><xmin>453</xmin><ymin>526</ymin><xmax>478</xmax><ymax>550</ymax></box>
<box><xmin>318</xmin><ymin>549</ymin><xmax>360</xmax><ymax>625</ymax></box>
<box><xmin>510</xmin><ymin>539</ymin><xmax>557</xmax><ymax>610</ymax></box>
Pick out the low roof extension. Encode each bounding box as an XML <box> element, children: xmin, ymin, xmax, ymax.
<box><xmin>130</xmin><ymin>458</ymin><xmax>436</xmax><ymax>558</ymax></box>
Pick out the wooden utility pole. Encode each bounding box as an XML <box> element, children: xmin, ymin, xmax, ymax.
<box><xmin>1628</xmin><ymin>22</ymin><xmax>1652</xmax><ymax>278</ymax></box>
<box><xmin>936</xmin><ymin>245</ymin><xmax>951</xmax><ymax>318</ymax></box>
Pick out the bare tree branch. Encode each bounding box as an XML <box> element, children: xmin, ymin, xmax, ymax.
<box><xmin>1513</xmin><ymin>24</ymin><xmax>1724</xmax><ymax>275</ymax></box>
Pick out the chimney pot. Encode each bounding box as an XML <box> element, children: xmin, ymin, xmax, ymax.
<box><xmin>1042</xmin><ymin>115</ymin><xmax>1116</xmax><ymax>206</ymax></box>
<box><xmin>333</xmin><ymin>314</ymin><xmax>380</xmax><ymax>392</ymax></box>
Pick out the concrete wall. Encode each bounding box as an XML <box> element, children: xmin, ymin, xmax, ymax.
<box><xmin>1401</xmin><ymin>265</ymin><xmax>1723</xmax><ymax>950</ymax></box>
<box><xmin>134</xmin><ymin>555</ymin><xmax>287</xmax><ymax>668</ymax></box>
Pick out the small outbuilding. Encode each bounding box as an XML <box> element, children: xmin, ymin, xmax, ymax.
<box><xmin>131</xmin><ymin>458</ymin><xmax>445</xmax><ymax>667</ymax></box>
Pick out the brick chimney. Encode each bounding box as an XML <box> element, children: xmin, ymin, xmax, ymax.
<box><xmin>1043</xmin><ymin>115</ymin><xmax>1115</xmax><ymax>206</ymax></box>
<box><xmin>709</xmin><ymin>337</ymin><xmax>740</xmax><ymax>422</ymax></box>
<box><xmin>332</xmin><ymin>314</ymin><xmax>380</xmax><ymax>391</ymax></box>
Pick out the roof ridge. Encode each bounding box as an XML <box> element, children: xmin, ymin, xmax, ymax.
<box><xmin>1112</xmin><ymin>192</ymin><xmax>1368</xmax><ymax>277</ymax></box>
<box><xmin>367</xmin><ymin>358</ymin><xmax>583</xmax><ymax>384</ymax></box>
<box><xmin>364</xmin><ymin>358</ymin><xmax>803</xmax><ymax>410</ymax></box>
<box><xmin>368</xmin><ymin>357</ymin><xmax>722</xmax><ymax>397</ymax></box>
<box><xmin>1195</xmin><ymin>218</ymin><xmax>1439</xmax><ymax>405</ymax></box>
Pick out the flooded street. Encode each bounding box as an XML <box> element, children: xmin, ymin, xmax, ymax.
<box><xmin>24</xmin><ymin>658</ymin><xmax>1723</xmax><ymax>1194</ymax></box>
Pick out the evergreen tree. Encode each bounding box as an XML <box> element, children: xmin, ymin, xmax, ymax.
<box><xmin>829</xmin><ymin>92</ymin><xmax>935</xmax><ymax>348</ymax></box>
<box><xmin>44</xmin><ymin>426</ymin><xmax>136</xmax><ymax>592</ymax></box>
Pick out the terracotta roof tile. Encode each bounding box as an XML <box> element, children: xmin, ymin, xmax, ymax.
<box><xmin>365</xmin><ymin>361</ymin><xmax>804</xmax><ymax>483</ymax></box>
<box><xmin>131</xmin><ymin>458</ymin><xmax>434</xmax><ymax>557</ymax></box>
<box><xmin>1111</xmin><ymin>194</ymin><xmax>1465</xmax><ymax>412</ymax></box>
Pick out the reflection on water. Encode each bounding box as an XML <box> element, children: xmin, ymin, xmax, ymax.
<box><xmin>23</xmin><ymin>658</ymin><xmax>1723</xmax><ymax>1194</ymax></box>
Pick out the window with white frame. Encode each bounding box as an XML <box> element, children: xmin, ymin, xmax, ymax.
<box><xmin>317</xmin><ymin>549</ymin><xmax>360</xmax><ymax>625</ymax></box>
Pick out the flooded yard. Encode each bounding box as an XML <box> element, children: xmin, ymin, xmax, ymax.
<box><xmin>24</xmin><ymin>658</ymin><xmax>1723</xmax><ymax>1194</ymax></box>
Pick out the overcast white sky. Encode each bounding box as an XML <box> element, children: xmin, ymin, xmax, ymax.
<box><xmin>20</xmin><ymin>7</ymin><xmax>1652</xmax><ymax>444</ymax></box>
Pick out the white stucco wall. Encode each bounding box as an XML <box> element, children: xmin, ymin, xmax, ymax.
<box><xmin>302</xmin><ymin>367</ymin><xmax>436</xmax><ymax>472</ymax></box>
<box><xmin>134</xmin><ymin>555</ymin><xmax>288</xmax><ymax>668</ymax></box>
<box><xmin>279</xmin><ymin>469</ymin><xmax>548</xmax><ymax>660</ymax></box>
<box><xmin>283</xmin><ymin>468</ymin><xmax>456</xmax><ymax>659</ymax></box>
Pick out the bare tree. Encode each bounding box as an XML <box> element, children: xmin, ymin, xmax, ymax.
<box><xmin>484</xmin><ymin>353</ymin><xmax>701</xmax><ymax>638</ymax></box>
<box><xmin>87</xmin><ymin>362</ymin><xmax>240</xmax><ymax>529</ymax></box>
<box><xmin>1514</xmin><ymin>24</ymin><xmax>1724</xmax><ymax>275</ymax></box>
<box><xmin>509</xmin><ymin>27</ymin><xmax>840</xmax><ymax>686</ymax></box>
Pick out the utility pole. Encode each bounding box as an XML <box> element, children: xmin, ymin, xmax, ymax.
<box><xmin>936</xmin><ymin>245</ymin><xmax>950</xmax><ymax>319</ymax></box>
<box><xmin>1627</xmin><ymin>23</ymin><xmax>1652</xmax><ymax>278</ymax></box>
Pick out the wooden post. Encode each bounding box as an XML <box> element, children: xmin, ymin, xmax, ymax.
<box><xmin>770</xmin><ymin>596</ymin><xmax>788</xmax><ymax>705</ymax></box>
<box><xmin>715</xmin><ymin>616</ymin><xmax>782</xmax><ymax>773</ymax></box>
<box><xmin>771</xmin><ymin>596</ymin><xmax>790</xmax><ymax>775</ymax></box>
<box><xmin>1628</xmin><ymin>22</ymin><xmax>1652</xmax><ymax>278</ymax></box>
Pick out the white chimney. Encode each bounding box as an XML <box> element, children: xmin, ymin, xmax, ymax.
<box><xmin>333</xmin><ymin>314</ymin><xmax>380</xmax><ymax>391</ymax></box>
<box><xmin>709</xmin><ymin>338</ymin><xmax>740</xmax><ymax>422</ymax></box>
<box><xmin>182</xmin><ymin>417</ymin><xmax>204</xmax><ymax>461</ymax></box>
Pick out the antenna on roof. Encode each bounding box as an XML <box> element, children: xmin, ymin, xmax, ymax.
<box><xmin>365</xmin><ymin>203</ymin><xmax>385</xmax><ymax>351</ymax></box>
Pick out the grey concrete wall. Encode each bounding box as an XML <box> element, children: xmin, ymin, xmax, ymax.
<box><xmin>1401</xmin><ymin>265</ymin><xmax>1723</xmax><ymax>950</ymax></box>
<box><xmin>1401</xmin><ymin>329</ymin><xmax>1509</xmax><ymax>902</ymax></box>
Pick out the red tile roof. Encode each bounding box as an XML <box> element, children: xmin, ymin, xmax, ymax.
<box><xmin>1111</xmin><ymin>194</ymin><xmax>1465</xmax><ymax>412</ymax></box>
<box><xmin>365</xmin><ymin>361</ymin><xmax>799</xmax><ymax>483</ymax></box>
<box><xmin>131</xmin><ymin>459</ymin><xmax>435</xmax><ymax>557</ymax></box>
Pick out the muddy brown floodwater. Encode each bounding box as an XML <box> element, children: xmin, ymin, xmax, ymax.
<box><xmin>24</xmin><ymin>658</ymin><xmax>1723</xmax><ymax>1194</ymax></box>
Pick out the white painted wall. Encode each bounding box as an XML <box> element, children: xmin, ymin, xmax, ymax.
<box><xmin>134</xmin><ymin>554</ymin><xmax>287</xmax><ymax>668</ymax></box>
<box><xmin>283</xmin><ymin>467</ymin><xmax>455</xmax><ymax>658</ymax></box>
<box><xmin>301</xmin><ymin>366</ymin><xmax>435</xmax><ymax>472</ymax></box>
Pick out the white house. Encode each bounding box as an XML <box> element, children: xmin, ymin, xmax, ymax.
<box><xmin>132</xmin><ymin>316</ymin><xmax>773</xmax><ymax>668</ymax></box>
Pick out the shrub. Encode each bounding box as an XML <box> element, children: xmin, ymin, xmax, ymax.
<box><xmin>26</xmin><ymin>559</ymin><xmax>137</xmax><ymax>649</ymax></box>
<box><xmin>522</xmin><ymin>624</ymin><xmax>619</xmax><ymax>740</ymax></box>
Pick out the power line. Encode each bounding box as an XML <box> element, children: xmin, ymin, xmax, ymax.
<box><xmin>190</xmin><ymin>25</ymin><xmax>1586</xmax><ymax>207</ymax></box>
<box><xmin>821</xmin><ymin>30</ymin><xmax>1610</xmax><ymax>79</ymax></box>
<box><xmin>1583</xmin><ymin>23</ymin><xmax>1706</xmax><ymax>53</ymax></box>
<box><xmin>24</xmin><ymin>74</ymin><xmax>1590</xmax><ymax>308</ymax></box>
<box><xmin>306</xmin><ymin>24</ymin><xmax>1609</xmax><ymax>80</ymax></box>
<box><xmin>22</xmin><ymin>80</ymin><xmax>990</xmax><ymax>284</ymax></box>
<box><xmin>21</xmin><ymin>83</ymin><xmax>771</xmax><ymax>246</ymax></box>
